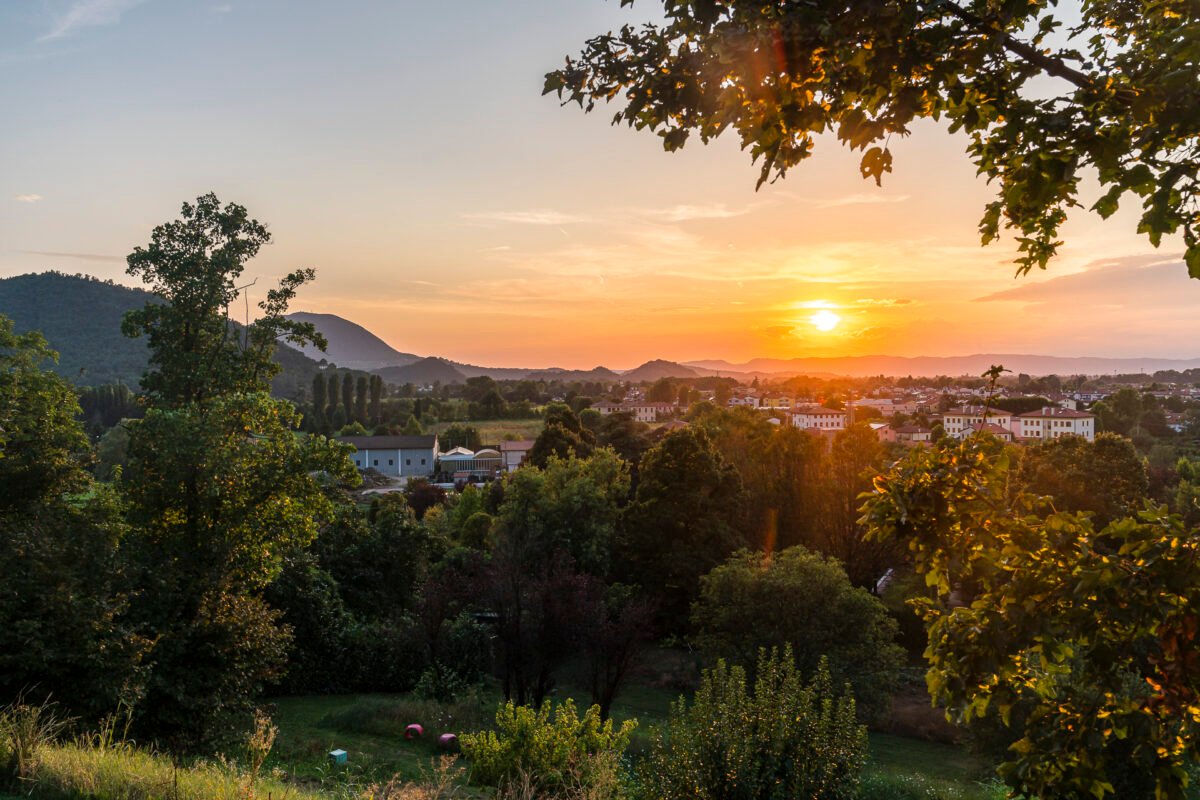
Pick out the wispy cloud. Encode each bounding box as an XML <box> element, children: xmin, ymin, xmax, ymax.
<box><xmin>22</xmin><ymin>250</ymin><xmax>124</xmax><ymax>263</ymax></box>
<box><xmin>642</xmin><ymin>203</ymin><xmax>753</xmax><ymax>223</ymax></box>
<box><xmin>14</xmin><ymin>194</ymin><xmax>44</xmax><ymax>203</ymax></box>
<box><xmin>817</xmin><ymin>193</ymin><xmax>911</xmax><ymax>209</ymax></box>
<box><xmin>462</xmin><ymin>209</ymin><xmax>591</xmax><ymax>226</ymax></box>
<box><xmin>40</xmin><ymin>0</ymin><xmax>148</xmax><ymax>42</ymax></box>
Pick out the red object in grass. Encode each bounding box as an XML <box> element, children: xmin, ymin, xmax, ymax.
<box><xmin>405</xmin><ymin>723</ymin><xmax>424</xmax><ymax>740</ymax></box>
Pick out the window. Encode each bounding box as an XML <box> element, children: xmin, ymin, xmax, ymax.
<box><xmin>388</xmin><ymin>459</ymin><xmax>394</xmax><ymax>466</ymax></box>
<box><xmin>373</xmin><ymin>459</ymin><xmax>378</xmax><ymax>466</ymax></box>
<box><xmin>421</xmin><ymin>458</ymin><xmax>426</xmax><ymax>465</ymax></box>
<box><xmin>406</xmin><ymin>459</ymin><xmax>412</xmax><ymax>466</ymax></box>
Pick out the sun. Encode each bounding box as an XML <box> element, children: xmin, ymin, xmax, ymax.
<box><xmin>810</xmin><ymin>309</ymin><xmax>841</xmax><ymax>332</ymax></box>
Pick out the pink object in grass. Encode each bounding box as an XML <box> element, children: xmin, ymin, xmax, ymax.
<box><xmin>405</xmin><ymin>723</ymin><xmax>424</xmax><ymax>740</ymax></box>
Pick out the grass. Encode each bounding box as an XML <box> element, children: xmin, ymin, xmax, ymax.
<box><xmin>429</xmin><ymin>420</ymin><xmax>543</xmax><ymax>443</ymax></box>
<box><xmin>269</xmin><ymin>681</ymin><xmax>999</xmax><ymax>798</ymax></box>
<box><xmin>864</xmin><ymin>733</ymin><xmax>1002</xmax><ymax>800</ymax></box>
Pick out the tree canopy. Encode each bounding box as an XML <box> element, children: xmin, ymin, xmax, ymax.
<box><xmin>547</xmin><ymin>0</ymin><xmax>1200</xmax><ymax>276</ymax></box>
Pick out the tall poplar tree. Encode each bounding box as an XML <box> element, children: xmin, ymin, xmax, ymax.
<box><xmin>120</xmin><ymin>193</ymin><xmax>358</xmax><ymax>751</ymax></box>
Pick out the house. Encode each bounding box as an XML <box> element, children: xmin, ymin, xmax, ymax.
<box><xmin>942</xmin><ymin>406</ymin><xmax>1014</xmax><ymax>438</ymax></box>
<box><xmin>789</xmin><ymin>405</ymin><xmax>848</xmax><ymax>431</ymax></box>
<box><xmin>760</xmin><ymin>395</ymin><xmax>793</xmax><ymax>410</ymax></box>
<box><xmin>500</xmin><ymin>439</ymin><xmax>535</xmax><ymax>472</ymax></box>
<box><xmin>1013</xmin><ymin>407</ymin><xmax>1096</xmax><ymax>442</ymax></box>
<box><xmin>893</xmin><ymin>424</ymin><xmax>933</xmax><ymax>444</ymax></box>
<box><xmin>337</xmin><ymin>434</ymin><xmax>439</xmax><ymax>478</ymax></box>
<box><xmin>592</xmin><ymin>401</ymin><xmax>676</xmax><ymax>423</ymax></box>
<box><xmin>871</xmin><ymin>422</ymin><xmax>895</xmax><ymax>443</ymax></box>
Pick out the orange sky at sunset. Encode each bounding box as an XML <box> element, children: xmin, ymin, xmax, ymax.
<box><xmin>3</xmin><ymin>1</ymin><xmax>1197</xmax><ymax>369</ymax></box>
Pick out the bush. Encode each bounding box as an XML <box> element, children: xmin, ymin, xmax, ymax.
<box><xmin>638</xmin><ymin>647</ymin><xmax>867</xmax><ymax>800</ymax></box>
<box><xmin>692</xmin><ymin>547</ymin><xmax>905</xmax><ymax>718</ymax></box>
<box><xmin>461</xmin><ymin>699</ymin><xmax>635</xmax><ymax>796</ymax></box>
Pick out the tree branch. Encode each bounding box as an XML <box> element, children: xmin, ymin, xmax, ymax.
<box><xmin>939</xmin><ymin>0</ymin><xmax>1100</xmax><ymax>94</ymax></box>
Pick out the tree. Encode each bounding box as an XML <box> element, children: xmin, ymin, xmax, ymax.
<box><xmin>1014</xmin><ymin>432</ymin><xmax>1149</xmax><ymax>526</ymax></box>
<box><xmin>341</xmin><ymin>372</ymin><xmax>354</xmax><ymax>423</ymax></box>
<box><xmin>619</xmin><ymin>427</ymin><xmax>747</xmax><ymax>628</ymax></box>
<box><xmin>646</xmin><ymin>377</ymin><xmax>676</xmax><ymax>403</ymax></box>
<box><xmin>0</xmin><ymin>316</ymin><xmax>146</xmax><ymax>720</ymax></box>
<box><xmin>530</xmin><ymin>405</ymin><xmax>597</xmax><ymax>468</ymax></box>
<box><xmin>813</xmin><ymin>424</ymin><xmax>896</xmax><ymax>589</ymax></box>
<box><xmin>311</xmin><ymin>371</ymin><xmax>326</xmax><ymax>428</ymax></box>
<box><xmin>327</xmin><ymin>372</ymin><xmax>340</xmax><ymax>419</ymax></box>
<box><xmin>639</xmin><ymin>647</ymin><xmax>867</xmax><ymax>800</ymax></box>
<box><xmin>693</xmin><ymin>547</ymin><xmax>904</xmax><ymax>718</ymax></box>
<box><xmin>581</xmin><ymin>583</ymin><xmax>656</xmax><ymax>720</ymax></box>
<box><xmin>440</xmin><ymin>423</ymin><xmax>481</xmax><ymax>451</ymax></box>
<box><xmin>355</xmin><ymin>375</ymin><xmax>368</xmax><ymax>424</ymax></box>
<box><xmin>120</xmin><ymin>194</ymin><xmax>358</xmax><ymax>751</ymax></box>
<box><xmin>401</xmin><ymin>414</ymin><xmax>423</xmax><ymax>435</ymax></box>
<box><xmin>369</xmin><ymin>374</ymin><xmax>383</xmax><ymax>426</ymax></box>
<box><xmin>548</xmin><ymin>0</ymin><xmax>1200</xmax><ymax>277</ymax></box>
<box><xmin>0</xmin><ymin>318</ymin><xmax>91</xmax><ymax>511</ymax></box>
<box><xmin>862</xmin><ymin>434</ymin><xmax>1200</xmax><ymax>799</ymax></box>
<box><xmin>494</xmin><ymin>450</ymin><xmax>631</xmax><ymax>577</ymax></box>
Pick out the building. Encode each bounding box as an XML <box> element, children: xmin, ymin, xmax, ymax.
<box><xmin>499</xmin><ymin>439</ymin><xmax>535</xmax><ymax>472</ymax></box>
<box><xmin>942</xmin><ymin>406</ymin><xmax>1014</xmax><ymax>438</ymax></box>
<box><xmin>1013</xmin><ymin>407</ymin><xmax>1096</xmax><ymax>441</ymax></box>
<box><xmin>438</xmin><ymin>446</ymin><xmax>503</xmax><ymax>480</ymax></box>
<box><xmin>965</xmin><ymin>422</ymin><xmax>1013</xmax><ymax>442</ymax></box>
<box><xmin>788</xmin><ymin>405</ymin><xmax>848</xmax><ymax>431</ymax></box>
<box><xmin>893</xmin><ymin>423</ymin><xmax>933</xmax><ymax>444</ymax></box>
<box><xmin>760</xmin><ymin>395</ymin><xmax>793</xmax><ymax>410</ymax></box>
<box><xmin>592</xmin><ymin>401</ymin><xmax>676</xmax><ymax>423</ymax></box>
<box><xmin>338</xmin><ymin>435</ymin><xmax>439</xmax><ymax>478</ymax></box>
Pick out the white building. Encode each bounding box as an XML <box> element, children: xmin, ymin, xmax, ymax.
<box><xmin>789</xmin><ymin>405</ymin><xmax>848</xmax><ymax>431</ymax></box>
<box><xmin>338</xmin><ymin>434</ymin><xmax>439</xmax><ymax>478</ymax></box>
<box><xmin>1014</xmin><ymin>407</ymin><xmax>1096</xmax><ymax>441</ymax></box>
<box><xmin>593</xmin><ymin>401</ymin><xmax>675</xmax><ymax>423</ymax></box>
<box><xmin>500</xmin><ymin>439</ymin><xmax>535</xmax><ymax>472</ymax></box>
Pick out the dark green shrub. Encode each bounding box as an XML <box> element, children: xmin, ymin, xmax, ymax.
<box><xmin>639</xmin><ymin>647</ymin><xmax>866</xmax><ymax>800</ymax></box>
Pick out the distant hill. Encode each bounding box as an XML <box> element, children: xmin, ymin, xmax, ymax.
<box><xmin>684</xmin><ymin>354</ymin><xmax>1200</xmax><ymax>378</ymax></box>
<box><xmin>0</xmin><ymin>271</ymin><xmax>327</xmax><ymax>398</ymax></box>
<box><xmin>378</xmin><ymin>357</ymin><xmax>466</xmax><ymax>384</ymax></box>
<box><xmin>0</xmin><ymin>272</ymin><xmax>157</xmax><ymax>386</ymax></box>
<box><xmin>621</xmin><ymin>359</ymin><xmax>699</xmax><ymax>382</ymax></box>
<box><xmin>285</xmin><ymin>312</ymin><xmax>420</xmax><ymax>370</ymax></box>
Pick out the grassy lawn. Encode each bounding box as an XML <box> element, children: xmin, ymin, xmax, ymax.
<box><xmin>268</xmin><ymin>684</ymin><xmax>999</xmax><ymax>797</ymax></box>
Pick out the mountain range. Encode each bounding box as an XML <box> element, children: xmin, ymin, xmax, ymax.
<box><xmin>4</xmin><ymin>272</ymin><xmax>1199</xmax><ymax>385</ymax></box>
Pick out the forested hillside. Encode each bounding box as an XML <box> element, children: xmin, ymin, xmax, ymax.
<box><xmin>0</xmin><ymin>271</ymin><xmax>324</xmax><ymax>399</ymax></box>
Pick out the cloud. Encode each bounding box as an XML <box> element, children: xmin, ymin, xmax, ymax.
<box><xmin>974</xmin><ymin>254</ymin><xmax>1190</xmax><ymax>306</ymax></box>
<box><xmin>817</xmin><ymin>193</ymin><xmax>911</xmax><ymax>209</ymax></box>
<box><xmin>462</xmin><ymin>209</ymin><xmax>591</xmax><ymax>226</ymax></box>
<box><xmin>14</xmin><ymin>194</ymin><xmax>43</xmax><ymax>203</ymax></box>
<box><xmin>854</xmin><ymin>297</ymin><xmax>914</xmax><ymax>306</ymax></box>
<box><xmin>22</xmin><ymin>250</ymin><xmax>124</xmax><ymax>263</ymax></box>
<box><xmin>40</xmin><ymin>0</ymin><xmax>148</xmax><ymax>42</ymax></box>
<box><xmin>211</xmin><ymin>3</ymin><xmax>233</xmax><ymax>12</ymax></box>
<box><xmin>641</xmin><ymin>203</ymin><xmax>753</xmax><ymax>223</ymax></box>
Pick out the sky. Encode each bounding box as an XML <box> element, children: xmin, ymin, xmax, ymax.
<box><xmin>2</xmin><ymin>0</ymin><xmax>1198</xmax><ymax>370</ymax></box>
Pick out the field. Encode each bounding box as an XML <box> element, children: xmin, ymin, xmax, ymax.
<box><xmin>430</xmin><ymin>419</ymin><xmax>544</xmax><ymax>443</ymax></box>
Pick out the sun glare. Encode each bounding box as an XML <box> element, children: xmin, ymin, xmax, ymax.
<box><xmin>810</xmin><ymin>309</ymin><xmax>841</xmax><ymax>332</ymax></box>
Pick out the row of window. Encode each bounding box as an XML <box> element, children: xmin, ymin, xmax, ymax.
<box><xmin>352</xmin><ymin>457</ymin><xmax>428</xmax><ymax>467</ymax></box>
